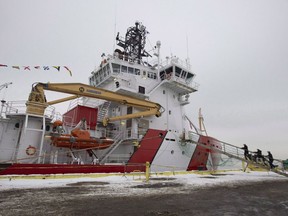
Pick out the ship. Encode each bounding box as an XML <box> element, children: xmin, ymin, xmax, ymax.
<box><xmin>0</xmin><ymin>22</ymin><xmax>222</xmax><ymax>175</ymax></box>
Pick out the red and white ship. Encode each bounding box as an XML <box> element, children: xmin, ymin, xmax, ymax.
<box><xmin>0</xmin><ymin>22</ymin><xmax>222</xmax><ymax>175</ymax></box>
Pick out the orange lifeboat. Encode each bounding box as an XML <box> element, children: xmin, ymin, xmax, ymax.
<box><xmin>51</xmin><ymin>127</ymin><xmax>114</xmax><ymax>150</ymax></box>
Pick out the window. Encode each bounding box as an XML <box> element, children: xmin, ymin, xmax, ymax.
<box><xmin>128</xmin><ymin>67</ymin><xmax>134</xmax><ymax>74</ymax></box>
<box><xmin>139</xmin><ymin>86</ymin><xmax>145</xmax><ymax>94</ymax></box>
<box><xmin>186</xmin><ymin>72</ymin><xmax>194</xmax><ymax>83</ymax></box>
<box><xmin>135</xmin><ymin>69</ymin><xmax>140</xmax><ymax>75</ymax></box>
<box><xmin>175</xmin><ymin>66</ymin><xmax>182</xmax><ymax>77</ymax></box>
<box><xmin>121</xmin><ymin>65</ymin><xmax>127</xmax><ymax>73</ymax></box>
<box><xmin>148</xmin><ymin>72</ymin><xmax>156</xmax><ymax>79</ymax></box>
<box><xmin>112</xmin><ymin>63</ymin><xmax>120</xmax><ymax>73</ymax></box>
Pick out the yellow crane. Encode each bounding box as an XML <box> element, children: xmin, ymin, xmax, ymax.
<box><xmin>26</xmin><ymin>82</ymin><xmax>163</xmax><ymax>126</ymax></box>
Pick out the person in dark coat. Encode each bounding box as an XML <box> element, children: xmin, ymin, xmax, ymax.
<box><xmin>267</xmin><ymin>151</ymin><xmax>275</xmax><ymax>169</ymax></box>
<box><xmin>241</xmin><ymin>144</ymin><xmax>250</xmax><ymax>160</ymax></box>
<box><xmin>253</xmin><ymin>149</ymin><xmax>265</xmax><ymax>163</ymax></box>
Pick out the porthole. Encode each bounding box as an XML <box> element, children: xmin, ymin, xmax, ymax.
<box><xmin>45</xmin><ymin>125</ymin><xmax>51</xmax><ymax>131</ymax></box>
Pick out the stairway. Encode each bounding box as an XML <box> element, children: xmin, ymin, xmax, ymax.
<box><xmin>97</xmin><ymin>101</ymin><xmax>111</xmax><ymax>122</ymax></box>
<box><xmin>187</xmin><ymin>132</ymin><xmax>288</xmax><ymax>177</ymax></box>
<box><xmin>98</xmin><ymin>132</ymin><xmax>123</xmax><ymax>164</ymax></box>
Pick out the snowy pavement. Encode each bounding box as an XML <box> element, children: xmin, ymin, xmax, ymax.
<box><xmin>0</xmin><ymin>170</ymin><xmax>286</xmax><ymax>196</ymax></box>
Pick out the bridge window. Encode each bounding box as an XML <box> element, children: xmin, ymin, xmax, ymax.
<box><xmin>186</xmin><ymin>72</ymin><xmax>194</xmax><ymax>83</ymax></box>
<box><xmin>175</xmin><ymin>66</ymin><xmax>181</xmax><ymax>77</ymax></box>
<box><xmin>112</xmin><ymin>63</ymin><xmax>120</xmax><ymax>73</ymax></box>
<box><xmin>159</xmin><ymin>66</ymin><xmax>173</xmax><ymax>80</ymax></box>
<box><xmin>121</xmin><ymin>65</ymin><xmax>127</xmax><ymax>73</ymax></box>
<box><xmin>181</xmin><ymin>70</ymin><xmax>187</xmax><ymax>79</ymax></box>
<box><xmin>128</xmin><ymin>67</ymin><xmax>134</xmax><ymax>74</ymax></box>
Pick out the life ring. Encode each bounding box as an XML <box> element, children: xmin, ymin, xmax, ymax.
<box><xmin>26</xmin><ymin>145</ymin><xmax>37</xmax><ymax>156</ymax></box>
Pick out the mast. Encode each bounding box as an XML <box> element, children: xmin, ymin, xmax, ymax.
<box><xmin>116</xmin><ymin>21</ymin><xmax>151</xmax><ymax>64</ymax></box>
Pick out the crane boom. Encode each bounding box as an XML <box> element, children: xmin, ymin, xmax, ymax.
<box><xmin>26</xmin><ymin>82</ymin><xmax>163</xmax><ymax>126</ymax></box>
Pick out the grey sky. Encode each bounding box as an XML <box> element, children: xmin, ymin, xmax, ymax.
<box><xmin>0</xmin><ymin>0</ymin><xmax>287</xmax><ymax>159</ymax></box>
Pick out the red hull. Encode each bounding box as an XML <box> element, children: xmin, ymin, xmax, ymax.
<box><xmin>0</xmin><ymin>163</ymin><xmax>146</xmax><ymax>175</ymax></box>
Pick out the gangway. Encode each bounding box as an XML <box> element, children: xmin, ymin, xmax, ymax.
<box><xmin>187</xmin><ymin>132</ymin><xmax>288</xmax><ymax>177</ymax></box>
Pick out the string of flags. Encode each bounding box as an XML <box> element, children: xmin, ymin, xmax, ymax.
<box><xmin>0</xmin><ymin>64</ymin><xmax>72</xmax><ymax>76</ymax></box>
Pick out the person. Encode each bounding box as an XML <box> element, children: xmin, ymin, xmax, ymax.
<box><xmin>241</xmin><ymin>144</ymin><xmax>250</xmax><ymax>160</ymax></box>
<box><xmin>266</xmin><ymin>151</ymin><xmax>275</xmax><ymax>169</ymax></box>
<box><xmin>253</xmin><ymin>149</ymin><xmax>265</xmax><ymax>163</ymax></box>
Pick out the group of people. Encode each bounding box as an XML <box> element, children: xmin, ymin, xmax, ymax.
<box><xmin>241</xmin><ymin>144</ymin><xmax>275</xmax><ymax>169</ymax></box>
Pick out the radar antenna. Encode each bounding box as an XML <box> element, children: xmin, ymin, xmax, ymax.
<box><xmin>116</xmin><ymin>21</ymin><xmax>151</xmax><ymax>64</ymax></box>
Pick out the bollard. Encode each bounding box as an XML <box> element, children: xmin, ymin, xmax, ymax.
<box><xmin>145</xmin><ymin>161</ymin><xmax>150</xmax><ymax>182</ymax></box>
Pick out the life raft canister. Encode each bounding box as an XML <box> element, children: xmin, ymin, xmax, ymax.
<box><xmin>26</xmin><ymin>145</ymin><xmax>37</xmax><ymax>156</ymax></box>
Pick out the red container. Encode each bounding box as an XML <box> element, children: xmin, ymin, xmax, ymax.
<box><xmin>63</xmin><ymin>105</ymin><xmax>98</xmax><ymax>130</ymax></box>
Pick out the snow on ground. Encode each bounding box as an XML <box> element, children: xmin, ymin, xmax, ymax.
<box><xmin>0</xmin><ymin>170</ymin><xmax>286</xmax><ymax>197</ymax></box>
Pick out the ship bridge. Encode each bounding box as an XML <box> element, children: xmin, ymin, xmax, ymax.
<box><xmin>89</xmin><ymin>55</ymin><xmax>199</xmax><ymax>99</ymax></box>
<box><xmin>158</xmin><ymin>56</ymin><xmax>199</xmax><ymax>96</ymax></box>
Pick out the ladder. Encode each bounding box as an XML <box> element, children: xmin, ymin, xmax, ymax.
<box><xmin>97</xmin><ymin>101</ymin><xmax>111</xmax><ymax>122</ymax></box>
<box><xmin>187</xmin><ymin>132</ymin><xmax>288</xmax><ymax>177</ymax></box>
<box><xmin>99</xmin><ymin>132</ymin><xmax>123</xmax><ymax>164</ymax></box>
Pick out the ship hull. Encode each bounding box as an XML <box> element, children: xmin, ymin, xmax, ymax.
<box><xmin>0</xmin><ymin>130</ymin><xmax>221</xmax><ymax>176</ymax></box>
<box><xmin>0</xmin><ymin>163</ymin><xmax>146</xmax><ymax>175</ymax></box>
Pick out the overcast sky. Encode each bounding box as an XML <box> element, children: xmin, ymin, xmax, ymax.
<box><xmin>0</xmin><ymin>0</ymin><xmax>287</xmax><ymax>159</ymax></box>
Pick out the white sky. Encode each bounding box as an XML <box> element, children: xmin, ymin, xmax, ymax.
<box><xmin>0</xmin><ymin>0</ymin><xmax>288</xmax><ymax>159</ymax></box>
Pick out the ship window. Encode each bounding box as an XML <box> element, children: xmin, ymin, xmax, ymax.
<box><xmin>127</xmin><ymin>119</ymin><xmax>132</xmax><ymax>128</ymax></box>
<box><xmin>135</xmin><ymin>68</ymin><xmax>140</xmax><ymax>75</ymax></box>
<box><xmin>112</xmin><ymin>63</ymin><xmax>120</xmax><ymax>73</ymax></box>
<box><xmin>169</xmin><ymin>110</ymin><xmax>171</xmax><ymax>115</ymax></box>
<box><xmin>121</xmin><ymin>65</ymin><xmax>127</xmax><ymax>73</ymax></box>
<box><xmin>45</xmin><ymin>125</ymin><xmax>51</xmax><ymax>131</ymax></box>
<box><xmin>186</xmin><ymin>72</ymin><xmax>194</xmax><ymax>83</ymax></box>
<box><xmin>181</xmin><ymin>70</ymin><xmax>187</xmax><ymax>79</ymax></box>
<box><xmin>128</xmin><ymin>67</ymin><xmax>134</xmax><ymax>74</ymax></box>
<box><xmin>175</xmin><ymin>66</ymin><xmax>182</xmax><ymax>77</ymax></box>
<box><xmin>163</xmin><ymin>90</ymin><xmax>165</xmax><ymax>94</ymax></box>
<box><xmin>139</xmin><ymin>86</ymin><xmax>145</xmax><ymax>94</ymax></box>
<box><xmin>171</xmin><ymin>150</ymin><xmax>174</xmax><ymax>154</ymax></box>
<box><xmin>15</xmin><ymin>123</ymin><xmax>20</xmax><ymax>128</ymax></box>
<box><xmin>148</xmin><ymin>72</ymin><xmax>156</xmax><ymax>79</ymax></box>
<box><xmin>127</xmin><ymin>106</ymin><xmax>133</xmax><ymax>114</ymax></box>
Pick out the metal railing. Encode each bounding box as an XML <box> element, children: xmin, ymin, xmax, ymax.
<box><xmin>1</xmin><ymin>100</ymin><xmax>55</xmax><ymax>119</ymax></box>
<box><xmin>187</xmin><ymin>131</ymin><xmax>287</xmax><ymax>176</ymax></box>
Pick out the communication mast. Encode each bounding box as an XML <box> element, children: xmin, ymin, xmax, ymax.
<box><xmin>116</xmin><ymin>21</ymin><xmax>151</xmax><ymax>64</ymax></box>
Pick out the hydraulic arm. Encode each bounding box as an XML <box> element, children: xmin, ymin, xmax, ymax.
<box><xmin>26</xmin><ymin>82</ymin><xmax>163</xmax><ymax>126</ymax></box>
